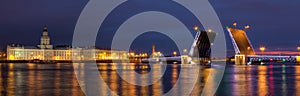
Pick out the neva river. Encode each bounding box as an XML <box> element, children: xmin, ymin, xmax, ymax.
<box><xmin>0</xmin><ymin>63</ymin><xmax>299</xmax><ymax>96</ymax></box>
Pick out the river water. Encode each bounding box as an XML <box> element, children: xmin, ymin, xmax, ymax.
<box><xmin>0</xmin><ymin>63</ymin><xmax>299</xmax><ymax>96</ymax></box>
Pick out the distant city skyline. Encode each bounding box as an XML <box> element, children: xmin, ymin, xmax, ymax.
<box><xmin>1</xmin><ymin>0</ymin><xmax>300</xmax><ymax>56</ymax></box>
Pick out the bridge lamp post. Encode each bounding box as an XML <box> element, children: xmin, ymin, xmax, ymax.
<box><xmin>297</xmin><ymin>47</ymin><xmax>300</xmax><ymax>55</ymax></box>
<box><xmin>183</xmin><ymin>49</ymin><xmax>188</xmax><ymax>55</ymax></box>
<box><xmin>246</xmin><ymin>46</ymin><xmax>251</xmax><ymax>63</ymax></box>
<box><xmin>208</xmin><ymin>29</ymin><xmax>213</xmax><ymax>33</ymax></box>
<box><xmin>173</xmin><ymin>51</ymin><xmax>177</xmax><ymax>56</ymax></box>
<box><xmin>297</xmin><ymin>47</ymin><xmax>300</xmax><ymax>51</ymax></box>
<box><xmin>260</xmin><ymin>47</ymin><xmax>266</xmax><ymax>55</ymax></box>
<box><xmin>233</xmin><ymin>22</ymin><xmax>237</xmax><ymax>28</ymax></box>
<box><xmin>244</xmin><ymin>25</ymin><xmax>250</xmax><ymax>31</ymax></box>
<box><xmin>247</xmin><ymin>46</ymin><xmax>251</xmax><ymax>56</ymax></box>
<box><xmin>194</xmin><ymin>26</ymin><xmax>199</xmax><ymax>31</ymax></box>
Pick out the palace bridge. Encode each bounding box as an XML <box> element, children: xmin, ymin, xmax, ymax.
<box><xmin>144</xmin><ymin>24</ymin><xmax>300</xmax><ymax>65</ymax></box>
<box><xmin>227</xmin><ymin>25</ymin><xmax>300</xmax><ymax>65</ymax></box>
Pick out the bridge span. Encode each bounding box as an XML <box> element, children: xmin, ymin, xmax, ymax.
<box><xmin>234</xmin><ymin>55</ymin><xmax>300</xmax><ymax>65</ymax></box>
<box><xmin>228</xmin><ymin>25</ymin><xmax>300</xmax><ymax>65</ymax></box>
<box><xmin>248</xmin><ymin>55</ymin><xmax>300</xmax><ymax>63</ymax></box>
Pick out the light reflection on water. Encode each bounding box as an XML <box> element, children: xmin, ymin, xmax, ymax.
<box><xmin>74</xmin><ymin>63</ymin><xmax>209</xmax><ymax>96</ymax></box>
<box><xmin>0</xmin><ymin>63</ymin><xmax>211</xmax><ymax>96</ymax></box>
<box><xmin>0</xmin><ymin>63</ymin><xmax>84</xmax><ymax>96</ymax></box>
<box><xmin>1</xmin><ymin>63</ymin><xmax>300</xmax><ymax>96</ymax></box>
<box><xmin>217</xmin><ymin>64</ymin><xmax>300</xmax><ymax>96</ymax></box>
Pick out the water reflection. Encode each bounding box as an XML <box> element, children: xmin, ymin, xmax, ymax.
<box><xmin>217</xmin><ymin>64</ymin><xmax>299</xmax><ymax>96</ymax></box>
<box><xmin>74</xmin><ymin>63</ymin><xmax>208</xmax><ymax>96</ymax></box>
<box><xmin>0</xmin><ymin>63</ymin><xmax>84</xmax><ymax>96</ymax></box>
<box><xmin>295</xmin><ymin>66</ymin><xmax>300</xmax><ymax>95</ymax></box>
<box><xmin>2</xmin><ymin>63</ymin><xmax>300</xmax><ymax>96</ymax></box>
<box><xmin>0</xmin><ymin>63</ymin><xmax>212</xmax><ymax>96</ymax></box>
<box><xmin>258</xmin><ymin>65</ymin><xmax>268</xmax><ymax>96</ymax></box>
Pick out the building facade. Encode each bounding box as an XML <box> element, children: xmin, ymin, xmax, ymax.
<box><xmin>7</xmin><ymin>26</ymin><xmax>128</xmax><ymax>61</ymax></box>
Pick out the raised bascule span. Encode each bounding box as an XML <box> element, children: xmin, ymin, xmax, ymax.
<box><xmin>227</xmin><ymin>26</ymin><xmax>300</xmax><ymax>64</ymax></box>
<box><xmin>188</xmin><ymin>30</ymin><xmax>216</xmax><ymax>64</ymax></box>
<box><xmin>144</xmin><ymin>24</ymin><xmax>300</xmax><ymax>65</ymax></box>
<box><xmin>143</xmin><ymin>30</ymin><xmax>216</xmax><ymax>64</ymax></box>
<box><xmin>227</xmin><ymin>27</ymin><xmax>255</xmax><ymax>55</ymax></box>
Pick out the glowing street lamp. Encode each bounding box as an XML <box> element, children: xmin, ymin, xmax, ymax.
<box><xmin>194</xmin><ymin>26</ymin><xmax>199</xmax><ymax>31</ymax></box>
<box><xmin>246</xmin><ymin>46</ymin><xmax>251</xmax><ymax>55</ymax></box>
<box><xmin>297</xmin><ymin>47</ymin><xmax>300</xmax><ymax>51</ymax></box>
<box><xmin>297</xmin><ymin>47</ymin><xmax>300</xmax><ymax>55</ymax></box>
<box><xmin>208</xmin><ymin>29</ymin><xmax>212</xmax><ymax>32</ymax></box>
<box><xmin>247</xmin><ymin>46</ymin><xmax>251</xmax><ymax>50</ymax></box>
<box><xmin>173</xmin><ymin>51</ymin><xmax>177</xmax><ymax>56</ymax></box>
<box><xmin>233</xmin><ymin>22</ymin><xmax>237</xmax><ymax>28</ymax></box>
<box><xmin>183</xmin><ymin>49</ymin><xmax>188</xmax><ymax>55</ymax></box>
<box><xmin>260</xmin><ymin>47</ymin><xmax>266</xmax><ymax>54</ymax></box>
<box><xmin>244</xmin><ymin>25</ymin><xmax>250</xmax><ymax>31</ymax></box>
<box><xmin>245</xmin><ymin>25</ymin><xmax>250</xmax><ymax>29</ymax></box>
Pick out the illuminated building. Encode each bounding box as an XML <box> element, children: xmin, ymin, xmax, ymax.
<box><xmin>7</xmin><ymin>26</ymin><xmax>128</xmax><ymax>61</ymax></box>
<box><xmin>151</xmin><ymin>45</ymin><xmax>163</xmax><ymax>58</ymax></box>
<box><xmin>0</xmin><ymin>51</ymin><xmax>6</xmax><ymax>59</ymax></box>
<box><xmin>38</xmin><ymin>26</ymin><xmax>53</xmax><ymax>49</ymax></box>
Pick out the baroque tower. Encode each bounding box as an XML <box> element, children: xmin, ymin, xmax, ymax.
<box><xmin>38</xmin><ymin>25</ymin><xmax>53</xmax><ymax>49</ymax></box>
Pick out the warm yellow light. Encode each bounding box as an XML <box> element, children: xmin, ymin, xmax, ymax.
<box><xmin>260</xmin><ymin>47</ymin><xmax>266</xmax><ymax>52</ymax></box>
<box><xmin>297</xmin><ymin>47</ymin><xmax>300</xmax><ymax>51</ymax></box>
<box><xmin>66</xmin><ymin>50</ymin><xmax>71</xmax><ymax>55</ymax></box>
<box><xmin>9</xmin><ymin>55</ymin><xmax>15</xmax><ymax>60</ymax></box>
<box><xmin>55</xmin><ymin>56</ymin><xmax>60</xmax><ymax>60</ymax></box>
<box><xmin>244</xmin><ymin>25</ymin><xmax>250</xmax><ymax>29</ymax></box>
<box><xmin>296</xmin><ymin>56</ymin><xmax>300</xmax><ymax>62</ymax></box>
<box><xmin>194</xmin><ymin>26</ymin><xmax>199</xmax><ymax>31</ymax></box>
<box><xmin>208</xmin><ymin>29</ymin><xmax>212</xmax><ymax>32</ymax></box>
<box><xmin>183</xmin><ymin>49</ymin><xmax>188</xmax><ymax>53</ymax></box>
<box><xmin>173</xmin><ymin>51</ymin><xmax>177</xmax><ymax>56</ymax></box>
<box><xmin>130</xmin><ymin>52</ymin><xmax>135</xmax><ymax>56</ymax></box>
<box><xmin>233</xmin><ymin>22</ymin><xmax>237</xmax><ymax>27</ymax></box>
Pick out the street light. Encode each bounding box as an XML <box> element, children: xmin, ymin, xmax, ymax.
<box><xmin>244</xmin><ymin>25</ymin><xmax>250</xmax><ymax>31</ymax></box>
<box><xmin>247</xmin><ymin>46</ymin><xmax>251</xmax><ymax>55</ymax></box>
<box><xmin>233</xmin><ymin>22</ymin><xmax>237</xmax><ymax>28</ymax></box>
<box><xmin>173</xmin><ymin>51</ymin><xmax>177</xmax><ymax>56</ymax></box>
<box><xmin>260</xmin><ymin>47</ymin><xmax>266</xmax><ymax>54</ymax></box>
<box><xmin>183</xmin><ymin>49</ymin><xmax>188</xmax><ymax>55</ymax></box>
<box><xmin>194</xmin><ymin>26</ymin><xmax>199</xmax><ymax>31</ymax></box>
<box><xmin>247</xmin><ymin>46</ymin><xmax>251</xmax><ymax>50</ymax></box>
<box><xmin>297</xmin><ymin>47</ymin><xmax>300</xmax><ymax>55</ymax></box>
<box><xmin>208</xmin><ymin>29</ymin><xmax>212</xmax><ymax>32</ymax></box>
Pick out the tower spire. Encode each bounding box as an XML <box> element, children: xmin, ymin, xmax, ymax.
<box><xmin>43</xmin><ymin>25</ymin><xmax>47</xmax><ymax>31</ymax></box>
<box><xmin>152</xmin><ymin>45</ymin><xmax>156</xmax><ymax>54</ymax></box>
<box><xmin>38</xmin><ymin>25</ymin><xmax>53</xmax><ymax>49</ymax></box>
<box><xmin>43</xmin><ymin>25</ymin><xmax>48</xmax><ymax>36</ymax></box>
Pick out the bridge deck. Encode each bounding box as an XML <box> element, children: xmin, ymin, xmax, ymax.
<box><xmin>227</xmin><ymin>27</ymin><xmax>255</xmax><ymax>55</ymax></box>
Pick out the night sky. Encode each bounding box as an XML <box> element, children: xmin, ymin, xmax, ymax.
<box><xmin>0</xmin><ymin>0</ymin><xmax>300</xmax><ymax>56</ymax></box>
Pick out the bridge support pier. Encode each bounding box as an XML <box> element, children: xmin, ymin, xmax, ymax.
<box><xmin>235</xmin><ymin>55</ymin><xmax>246</xmax><ymax>65</ymax></box>
<box><xmin>297</xmin><ymin>56</ymin><xmax>300</xmax><ymax>64</ymax></box>
<box><xmin>181</xmin><ymin>55</ymin><xmax>191</xmax><ymax>64</ymax></box>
